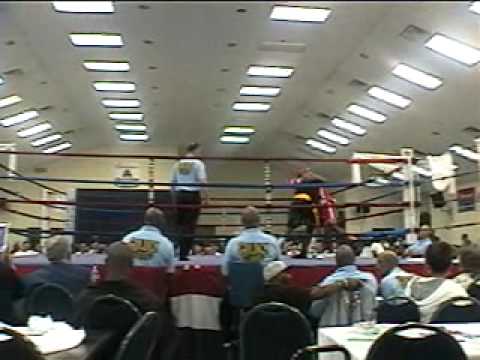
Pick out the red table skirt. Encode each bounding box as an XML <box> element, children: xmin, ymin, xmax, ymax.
<box><xmin>15</xmin><ymin>261</ymin><xmax>452</xmax><ymax>298</ymax></box>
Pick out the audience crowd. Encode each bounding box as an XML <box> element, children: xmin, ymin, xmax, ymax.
<box><xmin>0</xmin><ymin>206</ymin><xmax>478</xmax><ymax>360</ymax></box>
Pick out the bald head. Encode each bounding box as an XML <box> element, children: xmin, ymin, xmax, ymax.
<box><xmin>336</xmin><ymin>245</ymin><xmax>356</xmax><ymax>267</ymax></box>
<box><xmin>241</xmin><ymin>206</ymin><xmax>261</xmax><ymax>228</ymax></box>
<box><xmin>144</xmin><ymin>207</ymin><xmax>165</xmax><ymax>229</ymax></box>
<box><xmin>106</xmin><ymin>242</ymin><xmax>134</xmax><ymax>270</ymax></box>
<box><xmin>377</xmin><ymin>250</ymin><xmax>399</xmax><ymax>275</ymax></box>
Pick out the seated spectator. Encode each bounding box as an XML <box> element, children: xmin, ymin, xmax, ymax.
<box><xmin>74</xmin><ymin>242</ymin><xmax>177</xmax><ymax>359</ymax></box>
<box><xmin>73</xmin><ymin>242</ymin><xmax>91</xmax><ymax>255</ymax></box>
<box><xmin>405</xmin><ymin>242</ymin><xmax>468</xmax><ymax>323</ymax></box>
<box><xmin>122</xmin><ymin>207</ymin><xmax>175</xmax><ymax>272</ymax></box>
<box><xmin>222</xmin><ymin>206</ymin><xmax>281</xmax><ymax>276</ymax></box>
<box><xmin>405</xmin><ymin>225</ymin><xmax>433</xmax><ymax>257</ymax></box>
<box><xmin>377</xmin><ymin>251</ymin><xmax>413</xmax><ymax>299</ymax></box>
<box><xmin>310</xmin><ymin>245</ymin><xmax>378</xmax><ymax>327</ymax></box>
<box><xmin>454</xmin><ymin>246</ymin><xmax>480</xmax><ymax>289</ymax></box>
<box><xmin>22</xmin><ymin>236</ymin><xmax>90</xmax><ymax>297</ymax></box>
<box><xmin>203</xmin><ymin>242</ymin><xmax>221</xmax><ymax>256</ymax></box>
<box><xmin>74</xmin><ymin>242</ymin><xmax>163</xmax><ymax>325</ymax></box>
<box><xmin>255</xmin><ymin>261</ymin><xmax>361</xmax><ymax>316</ymax></box>
<box><xmin>192</xmin><ymin>243</ymin><xmax>204</xmax><ymax>255</ymax></box>
<box><xmin>0</xmin><ymin>252</ymin><xmax>24</xmax><ymax>324</ymax></box>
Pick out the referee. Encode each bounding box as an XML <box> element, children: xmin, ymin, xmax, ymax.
<box><xmin>171</xmin><ymin>143</ymin><xmax>208</xmax><ymax>260</ymax></box>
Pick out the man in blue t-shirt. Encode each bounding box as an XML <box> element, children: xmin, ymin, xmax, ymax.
<box><xmin>222</xmin><ymin>206</ymin><xmax>281</xmax><ymax>276</ymax></box>
<box><xmin>122</xmin><ymin>207</ymin><xmax>175</xmax><ymax>273</ymax></box>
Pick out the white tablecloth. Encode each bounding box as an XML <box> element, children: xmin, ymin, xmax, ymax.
<box><xmin>6</xmin><ymin>322</ymin><xmax>86</xmax><ymax>355</ymax></box>
<box><xmin>318</xmin><ymin>323</ymin><xmax>480</xmax><ymax>360</ymax></box>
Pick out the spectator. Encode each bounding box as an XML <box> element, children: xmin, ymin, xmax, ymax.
<box><xmin>22</xmin><ymin>236</ymin><xmax>90</xmax><ymax>297</ymax></box>
<box><xmin>75</xmin><ymin>242</ymin><xmax>163</xmax><ymax>324</ymax></box>
<box><xmin>405</xmin><ymin>225</ymin><xmax>433</xmax><ymax>257</ymax></box>
<box><xmin>461</xmin><ymin>233</ymin><xmax>473</xmax><ymax>248</ymax></box>
<box><xmin>377</xmin><ymin>251</ymin><xmax>413</xmax><ymax>299</ymax></box>
<box><xmin>203</xmin><ymin>242</ymin><xmax>221</xmax><ymax>256</ymax></box>
<box><xmin>255</xmin><ymin>261</ymin><xmax>361</xmax><ymax>317</ymax></box>
<box><xmin>192</xmin><ymin>243</ymin><xmax>204</xmax><ymax>255</ymax></box>
<box><xmin>221</xmin><ymin>206</ymin><xmax>281</xmax><ymax>276</ymax></box>
<box><xmin>0</xmin><ymin>252</ymin><xmax>24</xmax><ymax>324</ymax></box>
<box><xmin>454</xmin><ymin>246</ymin><xmax>480</xmax><ymax>289</ymax></box>
<box><xmin>310</xmin><ymin>245</ymin><xmax>378</xmax><ymax>327</ymax></box>
<box><xmin>405</xmin><ymin>242</ymin><xmax>468</xmax><ymax>323</ymax></box>
<box><xmin>122</xmin><ymin>207</ymin><xmax>175</xmax><ymax>273</ymax></box>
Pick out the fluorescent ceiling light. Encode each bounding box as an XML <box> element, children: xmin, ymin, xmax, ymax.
<box><xmin>233</xmin><ymin>102</ymin><xmax>271</xmax><ymax>112</ymax></box>
<box><xmin>223</xmin><ymin>126</ymin><xmax>256</xmax><ymax>135</ymax></box>
<box><xmin>347</xmin><ymin>104</ymin><xmax>387</xmax><ymax>123</ymax></box>
<box><xmin>52</xmin><ymin>1</ymin><xmax>114</xmax><ymax>13</ymax></box>
<box><xmin>392</xmin><ymin>63</ymin><xmax>442</xmax><ymax>90</ymax></box>
<box><xmin>93</xmin><ymin>81</ymin><xmax>136</xmax><ymax>92</ymax></box>
<box><xmin>220</xmin><ymin>135</ymin><xmax>250</xmax><ymax>144</ymax></box>
<box><xmin>306</xmin><ymin>139</ymin><xmax>336</xmax><ymax>154</ymax></box>
<box><xmin>69</xmin><ymin>33</ymin><xmax>123</xmax><ymax>47</ymax></box>
<box><xmin>470</xmin><ymin>2</ymin><xmax>480</xmax><ymax>14</ymax></box>
<box><xmin>43</xmin><ymin>142</ymin><xmax>72</xmax><ymax>154</ymax></box>
<box><xmin>449</xmin><ymin>144</ymin><xmax>480</xmax><ymax>161</ymax></box>
<box><xmin>83</xmin><ymin>61</ymin><xmax>130</xmax><ymax>72</ymax></box>
<box><xmin>247</xmin><ymin>65</ymin><xmax>294</xmax><ymax>78</ymax></box>
<box><xmin>101</xmin><ymin>99</ymin><xmax>141</xmax><ymax>108</ymax></box>
<box><xmin>0</xmin><ymin>95</ymin><xmax>22</xmax><ymax>109</ymax></box>
<box><xmin>0</xmin><ymin>76</ymin><xmax>4</xmax><ymax>85</ymax></box>
<box><xmin>1</xmin><ymin>110</ymin><xmax>39</xmax><ymax>127</ymax></box>
<box><xmin>425</xmin><ymin>34</ymin><xmax>480</xmax><ymax>66</ymax></box>
<box><xmin>240</xmin><ymin>86</ymin><xmax>281</xmax><ymax>97</ymax></box>
<box><xmin>31</xmin><ymin>133</ymin><xmax>63</xmax><ymax>147</ymax></box>
<box><xmin>119</xmin><ymin>133</ymin><xmax>149</xmax><ymax>141</ymax></box>
<box><xmin>17</xmin><ymin>122</ymin><xmax>52</xmax><ymax>138</ymax></box>
<box><xmin>331</xmin><ymin>117</ymin><xmax>367</xmax><ymax>136</ymax></box>
<box><xmin>108</xmin><ymin>112</ymin><xmax>144</xmax><ymax>121</ymax></box>
<box><xmin>317</xmin><ymin>129</ymin><xmax>350</xmax><ymax>145</ymax></box>
<box><xmin>115</xmin><ymin>123</ymin><xmax>147</xmax><ymax>132</ymax></box>
<box><xmin>367</xmin><ymin>86</ymin><xmax>412</xmax><ymax>109</ymax></box>
<box><xmin>270</xmin><ymin>5</ymin><xmax>331</xmax><ymax>22</ymax></box>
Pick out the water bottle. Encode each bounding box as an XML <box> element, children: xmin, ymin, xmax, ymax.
<box><xmin>90</xmin><ymin>265</ymin><xmax>100</xmax><ymax>284</ymax></box>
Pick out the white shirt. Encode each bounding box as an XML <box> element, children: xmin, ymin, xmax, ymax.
<box><xmin>171</xmin><ymin>158</ymin><xmax>207</xmax><ymax>192</ymax></box>
<box><xmin>405</xmin><ymin>276</ymin><xmax>468</xmax><ymax>323</ymax></box>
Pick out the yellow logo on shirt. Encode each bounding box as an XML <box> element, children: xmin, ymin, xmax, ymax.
<box><xmin>238</xmin><ymin>243</ymin><xmax>268</xmax><ymax>262</ymax></box>
<box><xmin>128</xmin><ymin>239</ymin><xmax>158</xmax><ymax>260</ymax></box>
<box><xmin>178</xmin><ymin>162</ymin><xmax>194</xmax><ymax>175</ymax></box>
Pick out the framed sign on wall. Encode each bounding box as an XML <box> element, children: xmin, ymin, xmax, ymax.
<box><xmin>457</xmin><ymin>187</ymin><xmax>476</xmax><ymax>213</ymax></box>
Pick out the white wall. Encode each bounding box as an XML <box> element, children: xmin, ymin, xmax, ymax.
<box><xmin>430</xmin><ymin>181</ymin><xmax>480</xmax><ymax>245</ymax></box>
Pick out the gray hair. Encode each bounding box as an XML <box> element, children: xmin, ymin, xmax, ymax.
<box><xmin>44</xmin><ymin>236</ymin><xmax>71</xmax><ymax>262</ymax></box>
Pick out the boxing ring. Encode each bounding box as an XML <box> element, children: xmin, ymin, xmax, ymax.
<box><xmin>0</xmin><ymin>146</ymin><xmax>478</xmax><ymax>360</ymax></box>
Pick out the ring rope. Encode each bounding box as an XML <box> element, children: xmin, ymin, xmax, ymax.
<box><xmin>0</xmin><ymin>150</ymin><xmax>409</xmax><ymax>163</ymax></box>
<box><xmin>4</xmin><ymin>207</ymin><xmax>67</xmax><ymax>223</ymax></box>
<box><xmin>1</xmin><ymin>198</ymin><xmax>417</xmax><ymax>209</ymax></box>
<box><xmin>0</xmin><ymin>175</ymin><xmax>410</xmax><ymax>189</ymax></box>
<box><xmin>0</xmin><ymin>162</ymin><xmax>66</xmax><ymax>195</ymax></box>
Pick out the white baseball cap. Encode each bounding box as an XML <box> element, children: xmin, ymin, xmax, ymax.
<box><xmin>263</xmin><ymin>261</ymin><xmax>288</xmax><ymax>281</ymax></box>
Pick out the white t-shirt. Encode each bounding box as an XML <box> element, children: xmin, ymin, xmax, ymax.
<box><xmin>171</xmin><ymin>158</ymin><xmax>207</xmax><ymax>192</ymax></box>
